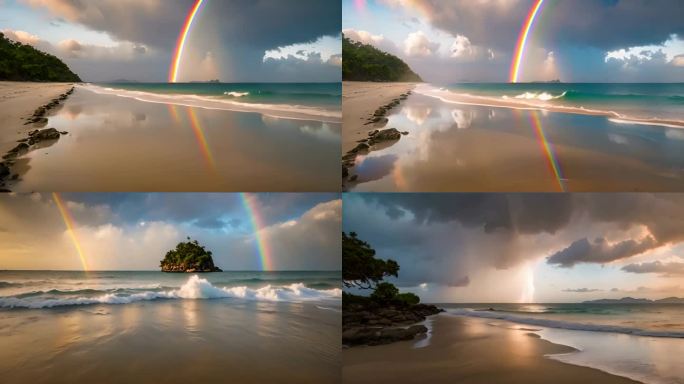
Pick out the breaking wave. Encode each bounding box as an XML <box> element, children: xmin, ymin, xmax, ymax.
<box><xmin>0</xmin><ymin>275</ymin><xmax>341</xmax><ymax>309</ymax></box>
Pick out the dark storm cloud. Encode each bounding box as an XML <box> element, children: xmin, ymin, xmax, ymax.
<box><xmin>24</xmin><ymin>0</ymin><xmax>341</xmax><ymax>50</ymax></box>
<box><xmin>547</xmin><ymin>236</ymin><xmax>658</xmax><ymax>267</ymax></box>
<box><xmin>396</xmin><ymin>0</ymin><xmax>684</xmax><ymax>51</ymax></box>
<box><xmin>622</xmin><ymin>261</ymin><xmax>684</xmax><ymax>276</ymax></box>
<box><xmin>345</xmin><ymin>194</ymin><xmax>684</xmax><ymax>288</ymax></box>
<box><xmin>361</xmin><ymin>193</ymin><xmax>574</xmax><ymax>234</ymax></box>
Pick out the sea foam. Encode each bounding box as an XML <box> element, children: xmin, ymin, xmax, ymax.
<box><xmin>81</xmin><ymin>84</ymin><xmax>341</xmax><ymax>123</ymax></box>
<box><xmin>447</xmin><ymin>308</ymin><xmax>684</xmax><ymax>338</ymax></box>
<box><xmin>0</xmin><ymin>275</ymin><xmax>341</xmax><ymax>309</ymax></box>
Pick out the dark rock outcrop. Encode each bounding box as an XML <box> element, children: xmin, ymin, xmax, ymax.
<box><xmin>343</xmin><ymin>302</ymin><xmax>443</xmax><ymax>346</ymax></box>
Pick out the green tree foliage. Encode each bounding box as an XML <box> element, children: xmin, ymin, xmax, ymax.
<box><xmin>343</xmin><ymin>232</ymin><xmax>399</xmax><ymax>289</ymax></box>
<box><xmin>395</xmin><ymin>292</ymin><xmax>420</xmax><ymax>306</ymax></box>
<box><xmin>342</xmin><ymin>35</ymin><xmax>422</xmax><ymax>82</ymax></box>
<box><xmin>0</xmin><ymin>32</ymin><xmax>81</xmax><ymax>82</ymax></box>
<box><xmin>160</xmin><ymin>237</ymin><xmax>219</xmax><ymax>271</ymax></box>
<box><xmin>370</xmin><ymin>282</ymin><xmax>400</xmax><ymax>303</ymax></box>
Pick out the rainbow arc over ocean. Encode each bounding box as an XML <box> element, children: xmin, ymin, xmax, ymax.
<box><xmin>510</xmin><ymin>0</ymin><xmax>546</xmax><ymax>83</ymax></box>
<box><xmin>240</xmin><ymin>193</ymin><xmax>274</xmax><ymax>271</ymax></box>
<box><xmin>169</xmin><ymin>0</ymin><xmax>206</xmax><ymax>83</ymax></box>
<box><xmin>52</xmin><ymin>193</ymin><xmax>90</xmax><ymax>271</ymax></box>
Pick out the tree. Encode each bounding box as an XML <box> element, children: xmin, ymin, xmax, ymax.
<box><xmin>0</xmin><ymin>32</ymin><xmax>81</xmax><ymax>82</ymax></box>
<box><xmin>342</xmin><ymin>35</ymin><xmax>422</xmax><ymax>82</ymax></box>
<box><xmin>343</xmin><ymin>232</ymin><xmax>399</xmax><ymax>289</ymax></box>
<box><xmin>370</xmin><ymin>282</ymin><xmax>399</xmax><ymax>303</ymax></box>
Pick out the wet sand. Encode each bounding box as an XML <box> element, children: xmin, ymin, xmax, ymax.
<box><xmin>0</xmin><ymin>82</ymin><xmax>74</xmax><ymax>153</ymax></box>
<box><xmin>0</xmin><ymin>299</ymin><xmax>340</xmax><ymax>384</ymax></box>
<box><xmin>5</xmin><ymin>85</ymin><xmax>340</xmax><ymax>192</ymax></box>
<box><xmin>347</xmin><ymin>93</ymin><xmax>684</xmax><ymax>192</ymax></box>
<box><xmin>342</xmin><ymin>81</ymin><xmax>415</xmax><ymax>153</ymax></box>
<box><xmin>343</xmin><ymin>315</ymin><xmax>638</xmax><ymax>384</ymax></box>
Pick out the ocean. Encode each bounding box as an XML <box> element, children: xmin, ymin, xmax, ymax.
<box><xmin>0</xmin><ymin>270</ymin><xmax>341</xmax><ymax>309</ymax></box>
<box><xmin>437</xmin><ymin>83</ymin><xmax>684</xmax><ymax>123</ymax></box>
<box><xmin>442</xmin><ymin>303</ymin><xmax>684</xmax><ymax>384</ymax></box>
<box><xmin>0</xmin><ymin>271</ymin><xmax>341</xmax><ymax>383</ymax></box>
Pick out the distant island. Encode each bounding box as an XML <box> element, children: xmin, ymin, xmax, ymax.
<box><xmin>190</xmin><ymin>79</ymin><xmax>220</xmax><ymax>83</ymax></box>
<box><xmin>583</xmin><ymin>296</ymin><xmax>684</xmax><ymax>304</ymax></box>
<box><xmin>342</xmin><ymin>35</ymin><xmax>422</xmax><ymax>82</ymax></box>
<box><xmin>160</xmin><ymin>237</ymin><xmax>222</xmax><ymax>273</ymax></box>
<box><xmin>0</xmin><ymin>32</ymin><xmax>81</xmax><ymax>82</ymax></box>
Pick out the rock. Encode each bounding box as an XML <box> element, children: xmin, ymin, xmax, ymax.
<box><xmin>353</xmin><ymin>142</ymin><xmax>370</xmax><ymax>152</ymax></box>
<box><xmin>0</xmin><ymin>163</ymin><xmax>10</xmax><ymax>178</ymax></box>
<box><xmin>33</xmin><ymin>128</ymin><xmax>61</xmax><ymax>141</ymax></box>
<box><xmin>368</xmin><ymin>130</ymin><xmax>379</xmax><ymax>136</ymax></box>
<box><xmin>8</xmin><ymin>142</ymin><xmax>29</xmax><ymax>154</ymax></box>
<box><xmin>60</xmin><ymin>131</ymin><xmax>68</xmax><ymax>135</ymax></box>
<box><xmin>401</xmin><ymin>131</ymin><xmax>409</xmax><ymax>135</ymax></box>
<box><xmin>368</xmin><ymin>128</ymin><xmax>401</xmax><ymax>144</ymax></box>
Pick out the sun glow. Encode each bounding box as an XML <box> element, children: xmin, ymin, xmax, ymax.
<box><xmin>520</xmin><ymin>263</ymin><xmax>536</xmax><ymax>303</ymax></box>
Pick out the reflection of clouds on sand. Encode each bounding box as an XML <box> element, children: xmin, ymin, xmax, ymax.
<box><xmin>261</xmin><ymin>115</ymin><xmax>341</xmax><ymax>142</ymax></box>
<box><xmin>666</xmin><ymin>129</ymin><xmax>684</xmax><ymax>141</ymax></box>
<box><xmin>403</xmin><ymin>104</ymin><xmax>432</xmax><ymax>126</ymax></box>
<box><xmin>64</xmin><ymin>105</ymin><xmax>83</xmax><ymax>120</ymax></box>
<box><xmin>451</xmin><ymin>108</ymin><xmax>475</xmax><ymax>129</ymax></box>
<box><xmin>607</xmin><ymin>133</ymin><xmax>629</xmax><ymax>145</ymax></box>
<box><xmin>354</xmin><ymin>154</ymin><xmax>398</xmax><ymax>183</ymax></box>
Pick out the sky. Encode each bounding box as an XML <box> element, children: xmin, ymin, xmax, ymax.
<box><xmin>343</xmin><ymin>193</ymin><xmax>684</xmax><ymax>303</ymax></box>
<box><xmin>0</xmin><ymin>0</ymin><xmax>341</xmax><ymax>82</ymax></box>
<box><xmin>0</xmin><ymin>193</ymin><xmax>341</xmax><ymax>271</ymax></box>
<box><xmin>343</xmin><ymin>0</ymin><xmax>684</xmax><ymax>82</ymax></box>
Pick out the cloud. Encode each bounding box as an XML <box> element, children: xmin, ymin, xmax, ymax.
<box><xmin>342</xmin><ymin>28</ymin><xmax>385</xmax><ymax>46</ymax></box>
<box><xmin>449</xmin><ymin>35</ymin><xmax>473</xmax><ymax>58</ymax></box>
<box><xmin>562</xmin><ymin>288</ymin><xmax>603</xmax><ymax>293</ymax></box>
<box><xmin>547</xmin><ymin>236</ymin><xmax>657</xmax><ymax>268</ymax></box>
<box><xmin>672</xmin><ymin>54</ymin><xmax>684</xmax><ymax>67</ymax></box>
<box><xmin>404</xmin><ymin>31</ymin><xmax>439</xmax><ymax>57</ymax></box>
<box><xmin>622</xmin><ymin>261</ymin><xmax>684</xmax><ymax>276</ymax></box>
<box><xmin>1</xmin><ymin>29</ymin><xmax>40</xmax><ymax>45</ymax></box>
<box><xmin>0</xmin><ymin>193</ymin><xmax>340</xmax><ymax>270</ymax></box>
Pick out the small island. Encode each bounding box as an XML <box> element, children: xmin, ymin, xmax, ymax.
<box><xmin>342</xmin><ymin>35</ymin><xmax>422</xmax><ymax>82</ymax></box>
<box><xmin>160</xmin><ymin>237</ymin><xmax>222</xmax><ymax>273</ymax></box>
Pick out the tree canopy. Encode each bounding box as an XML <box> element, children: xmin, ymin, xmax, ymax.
<box><xmin>342</xmin><ymin>35</ymin><xmax>422</xmax><ymax>82</ymax></box>
<box><xmin>343</xmin><ymin>232</ymin><xmax>399</xmax><ymax>289</ymax></box>
<box><xmin>0</xmin><ymin>32</ymin><xmax>81</xmax><ymax>82</ymax></box>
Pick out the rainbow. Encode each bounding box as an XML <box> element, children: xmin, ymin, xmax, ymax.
<box><xmin>52</xmin><ymin>193</ymin><xmax>89</xmax><ymax>271</ymax></box>
<box><xmin>510</xmin><ymin>0</ymin><xmax>546</xmax><ymax>83</ymax></box>
<box><xmin>239</xmin><ymin>193</ymin><xmax>274</xmax><ymax>271</ymax></box>
<box><xmin>186</xmin><ymin>107</ymin><xmax>216</xmax><ymax>173</ymax></box>
<box><xmin>530</xmin><ymin>111</ymin><xmax>566</xmax><ymax>191</ymax></box>
<box><xmin>169</xmin><ymin>0</ymin><xmax>206</xmax><ymax>83</ymax></box>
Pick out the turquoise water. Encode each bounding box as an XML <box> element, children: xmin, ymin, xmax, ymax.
<box><xmin>442</xmin><ymin>83</ymin><xmax>684</xmax><ymax>121</ymax></box>
<box><xmin>442</xmin><ymin>302</ymin><xmax>684</xmax><ymax>336</ymax></box>
<box><xmin>97</xmin><ymin>82</ymin><xmax>341</xmax><ymax>108</ymax></box>
<box><xmin>0</xmin><ymin>270</ymin><xmax>341</xmax><ymax>309</ymax></box>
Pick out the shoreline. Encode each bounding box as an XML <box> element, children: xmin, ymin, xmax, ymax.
<box><xmin>83</xmin><ymin>83</ymin><xmax>342</xmax><ymax>124</ymax></box>
<box><xmin>416</xmin><ymin>85</ymin><xmax>684</xmax><ymax>129</ymax></box>
<box><xmin>343</xmin><ymin>314</ymin><xmax>639</xmax><ymax>384</ymax></box>
<box><xmin>0</xmin><ymin>82</ymin><xmax>76</xmax><ymax>190</ymax></box>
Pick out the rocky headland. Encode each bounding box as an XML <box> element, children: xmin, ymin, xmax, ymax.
<box><xmin>343</xmin><ymin>299</ymin><xmax>443</xmax><ymax>346</ymax></box>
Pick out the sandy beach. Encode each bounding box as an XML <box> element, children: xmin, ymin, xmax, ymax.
<box><xmin>342</xmin><ymin>81</ymin><xmax>416</xmax><ymax>153</ymax></box>
<box><xmin>343</xmin><ymin>314</ymin><xmax>638</xmax><ymax>384</ymax></box>
<box><xmin>0</xmin><ymin>82</ymin><xmax>74</xmax><ymax>153</ymax></box>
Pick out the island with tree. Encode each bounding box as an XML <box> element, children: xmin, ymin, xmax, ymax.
<box><xmin>342</xmin><ymin>35</ymin><xmax>422</xmax><ymax>82</ymax></box>
<box><xmin>160</xmin><ymin>238</ymin><xmax>223</xmax><ymax>273</ymax></box>
<box><xmin>0</xmin><ymin>32</ymin><xmax>81</xmax><ymax>82</ymax></box>
<box><xmin>343</xmin><ymin>232</ymin><xmax>442</xmax><ymax>346</ymax></box>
